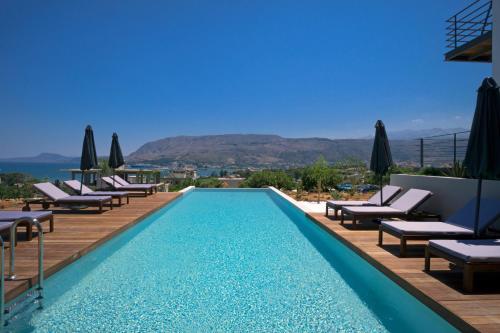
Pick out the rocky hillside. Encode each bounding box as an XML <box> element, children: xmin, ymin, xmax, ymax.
<box><xmin>127</xmin><ymin>134</ymin><xmax>418</xmax><ymax>167</ymax></box>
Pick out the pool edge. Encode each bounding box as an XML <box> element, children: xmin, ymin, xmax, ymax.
<box><xmin>5</xmin><ymin>192</ymin><xmax>185</xmax><ymax>303</ymax></box>
<box><xmin>269</xmin><ymin>187</ymin><xmax>476</xmax><ymax>333</ymax></box>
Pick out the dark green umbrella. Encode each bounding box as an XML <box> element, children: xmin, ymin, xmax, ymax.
<box><xmin>108</xmin><ymin>133</ymin><xmax>125</xmax><ymax>186</ymax></box>
<box><xmin>370</xmin><ymin>120</ymin><xmax>393</xmax><ymax>205</ymax></box>
<box><xmin>464</xmin><ymin>77</ymin><xmax>500</xmax><ymax>237</ymax></box>
<box><xmin>79</xmin><ymin>125</ymin><xmax>98</xmax><ymax>194</ymax></box>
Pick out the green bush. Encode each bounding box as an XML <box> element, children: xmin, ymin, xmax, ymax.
<box><xmin>195</xmin><ymin>177</ymin><xmax>223</xmax><ymax>188</ymax></box>
<box><xmin>240</xmin><ymin>170</ymin><xmax>295</xmax><ymax>189</ymax></box>
<box><xmin>0</xmin><ymin>173</ymin><xmax>39</xmax><ymax>199</ymax></box>
<box><xmin>419</xmin><ymin>167</ymin><xmax>444</xmax><ymax>176</ymax></box>
<box><xmin>169</xmin><ymin>177</ymin><xmax>224</xmax><ymax>191</ymax></box>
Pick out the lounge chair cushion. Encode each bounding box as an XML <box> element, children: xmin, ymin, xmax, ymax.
<box><xmin>381</xmin><ymin>221</ymin><xmax>474</xmax><ymax>236</ymax></box>
<box><xmin>34</xmin><ymin>182</ymin><xmax>71</xmax><ymax>200</ymax></box>
<box><xmin>389</xmin><ymin>189</ymin><xmax>432</xmax><ymax>213</ymax></box>
<box><xmin>343</xmin><ymin>206</ymin><xmax>404</xmax><ymax>216</ymax></box>
<box><xmin>56</xmin><ymin>195</ymin><xmax>111</xmax><ymax>203</ymax></box>
<box><xmin>64</xmin><ymin>180</ymin><xmax>94</xmax><ymax>194</ymax></box>
<box><xmin>367</xmin><ymin>185</ymin><xmax>402</xmax><ymax>205</ymax></box>
<box><xmin>328</xmin><ymin>200</ymin><xmax>372</xmax><ymax>207</ymax></box>
<box><xmin>0</xmin><ymin>211</ymin><xmax>53</xmax><ymax>221</ymax></box>
<box><xmin>88</xmin><ymin>191</ymin><xmax>128</xmax><ymax>197</ymax></box>
<box><xmin>446</xmin><ymin>198</ymin><xmax>500</xmax><ymax>234</ymax></box>
<box><xmin>429</xmin><ymin>239</ymin><xmax>500</xmax><ymax>263</ymax></box>
<box><xmin>112</xmin><ymin>175</ymin><xmax>129</xmax><ymax>186</ymax></box>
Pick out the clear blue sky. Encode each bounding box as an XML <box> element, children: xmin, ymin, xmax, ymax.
<box><xmin>0</xmin><ymin>0</ymin><xmax>491</xmax><ymax>157</ymax></box>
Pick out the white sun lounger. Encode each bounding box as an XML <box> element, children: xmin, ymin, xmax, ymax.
<box><xmin>112</xmin><ymin>175</ymin><xmax>163</xmax><ymax>193</ymax></box>
<box><xmin>102</xmin><ymin>176</ymin><xmax>154</xmax><ymax>196</ymax></box>
<box><xmin>425</xmin><ymin>239</ymin><xmax>500</xmax><ymax>292</ymax></box>
<box><xmin>64</xmin><ymin>180</ymin><xmax>130</xmax><ymax>205</ymax></box>
<box><xmin>33</xmin><ymin>182</ymin><xmax>113</xmax><ymax>213</ymax></box>
<box><xmin>340</xmin><ymin>189</ymin><xmax>433</xmax><ymax>227</ymax></box>
<box><xmin>378</xmin><ymin>198</ymin><xmax>500</xmax><ymax>256</ymax></box>
<box><xmin>0</xmin><ymin>210</ymin><xmax>54</xmax><ymax>240</ymax></box>
<box><xmin>326</xmin><ymin>185</ymin><xmax>402</xmax><ymax>218</ymax></box>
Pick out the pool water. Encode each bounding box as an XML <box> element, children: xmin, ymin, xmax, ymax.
<box><xmin>8</xmin><ymin>189</ymin><xmax>457</xmax><ymax>332</ymax></box>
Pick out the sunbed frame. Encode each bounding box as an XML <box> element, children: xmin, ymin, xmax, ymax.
<box><xmin>424</xmin><ymin>245</ymin><xmax>500</xmax><ymax>292</ymax></box>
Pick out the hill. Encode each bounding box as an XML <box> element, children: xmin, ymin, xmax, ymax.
<box><xmin>0</xmin><ymin>153</ymin><xmax>79</xmax><ymax>164</ymax></box>
<box><xmin>127</xmin><ymin>134</ymin><xmax>419</xmax><ymax>167</ymax></box>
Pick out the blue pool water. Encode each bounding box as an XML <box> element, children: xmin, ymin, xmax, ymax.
<box><xmin>8</xmin><ymin>189</ymin><xmax>457</xmax><ymax>332</ymax></box>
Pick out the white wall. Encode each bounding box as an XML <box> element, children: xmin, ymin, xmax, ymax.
<box><xmin>494</xmin><ymin>0</ymin><xmax>500</xmax><ymax>79</ymax></box>
<box><xmin>390</xmin><ymin>174</ymin><xmax>500</xmax><ymax>219</ymax></box>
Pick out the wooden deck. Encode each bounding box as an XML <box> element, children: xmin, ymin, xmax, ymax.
<box><xmin>3</xmin><ymin>192</ymin><xmax>181</xmax><ymax>302</ymax></box>
<box><xmin>308</xmin><ymin>213</ymin><xmax>500</xmax><ymax>333</ymax></box>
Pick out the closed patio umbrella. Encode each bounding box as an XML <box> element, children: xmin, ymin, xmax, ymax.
<box><xmin>108</xmin><ymin>133</ymin><xmax>125</xmax><ymax>186</ymax></box>
<box><xmin>370</xmin><ymin>120</ymin><xmax>393</xmax><ymax>205</ymax></box>
<box><xmin>464</xmin><ymin>77</ymin><xmax>500</xmax><ymax>237</ymax></box>
<box><xmin>79</xmin><ymin>125</ymin><xmax>98</xmax><ymax>194</ymax></box>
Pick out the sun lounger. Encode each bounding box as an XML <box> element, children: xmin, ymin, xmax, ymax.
<box><xmin>102</xmin><ymin>176</ymin><xmax>155</xmax><ymax>196</ymax></box>
<box><xmin>64</xmin><ymin>180</ymin><xmax>130</xmax><ymax>205</ymax></box>
<box><xmin>378</xmin><ymin>198</ymin><xmax>500</xmax><ymax>256</ymax></box>
<box><xmin>33</xmin><ymin>182</ymin><xmax>112</xmax><ymax>213</ymax></box>
<box><xmin>425</xmin><ymin>239</ymin><xmax>500</xmax><ymax>292</ymax></box>
<box><xmin>326</xmin><ymin>185</ymin><xmax>402</xmax><ymax>218</ymax></box>
<box><xmin>0</xmin><ymin>211</ymin><xmax>54</xmax><ymax>241</ymax></box>
<box><xmin>340</xmin><ymin>189</ymin><xmax>433</xmax><ymax>227</ymax></box>
<box><xmin>112</xmin><ymin>175</ymin><xmax>164</xmax><ymax>193</ymax></box>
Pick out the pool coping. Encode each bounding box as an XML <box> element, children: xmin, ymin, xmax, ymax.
<box><xmin>268</xmin><ymin>186</ymin><xmax>476</xmax><ymax>333</ymax></box>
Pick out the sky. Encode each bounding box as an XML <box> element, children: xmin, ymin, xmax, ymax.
<box><xmin>0</xmin><ymin>0</ymin><xmax>492</xmax><ymax>157</ymax></box>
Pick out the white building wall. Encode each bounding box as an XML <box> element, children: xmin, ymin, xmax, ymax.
<box><xmin>390</xmin><ymin>174</ymin><xmax>500</xmax><ymax>219</ymax></box>
<box><xmin>494</xmin><ymin>0</ymin><xmax>500</xmax><ymax>79</ymax></box>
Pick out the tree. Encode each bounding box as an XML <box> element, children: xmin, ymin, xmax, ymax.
<box><xmin>239</xmin><ymin>170</ymin><xmax>294</xmax><ymax>190</ymax></box>
<box><xmin>310</xmin><ymin>156</ymin><xmax>329</xmax><ymax>203</ymax></box>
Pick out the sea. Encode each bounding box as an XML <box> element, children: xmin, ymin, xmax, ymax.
<box><xmin>0</xmin><ymin>162</ymin><xmax>228</xmax><ymax>181</ymax></box>
<box><xmin>0</xmin><ymin>162</ymin><xmax>79</xmax><ymax>181</ymax></box>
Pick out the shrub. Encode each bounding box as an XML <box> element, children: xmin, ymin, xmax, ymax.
<box><xmin>240</xmin><ymin>170</ymin><xmax>295</xmax><ymax>190</ymax></box>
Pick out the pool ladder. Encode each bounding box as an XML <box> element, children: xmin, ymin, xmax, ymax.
<box><xmin>1</xmin><ymin>217</ymin><xmax>45</xmax><ymax>326</ymax></box>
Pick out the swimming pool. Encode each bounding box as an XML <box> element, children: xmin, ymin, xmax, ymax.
<box><xmin>8</xmin><ymin>189</ymin><xmax>457</xmax><ymax>332</ymax></box>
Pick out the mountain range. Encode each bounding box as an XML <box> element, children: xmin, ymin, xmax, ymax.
<box><xmin>127</xmin><ymin>134</ymin><xmax>420</xmax><ymax>167</ymax></box>
<box><xmin>2</xmin><ymin>128</ymin><xmax>467</xmax><ymax>168</ymax></box>
<box><xmin>0</xmin><ymin>153</ymin><xmax>79</xmax><ymax>164</ymax></box>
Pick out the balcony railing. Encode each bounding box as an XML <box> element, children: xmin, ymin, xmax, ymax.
<box><xmin>446</xmin><ymin>0</ymin><xmax>492</xmax><ymax>50</ymax></box>
<box><xmin>416</xmin><ymin>131</ymin><xmax>470</xmax><ymax>168</ymax></box>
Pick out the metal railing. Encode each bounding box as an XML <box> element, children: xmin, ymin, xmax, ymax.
<box><xmin>0</xmin><ymin>235</ymin><xmax>4</xmax><ymax>327</ymax></box>
<box><xmin>446</xmin><ymin>0</ymin><xmax>492</xmax><ymax>49</ymax></box>
<box><xmin>1</xmin><ymin>217</ymin><xmax>45</xmax><ymax>326</ymax></box>
<box><xmin>417</xmin><ymin>131</ymin><xmax>470</xmax><ymax>168</ymax></box>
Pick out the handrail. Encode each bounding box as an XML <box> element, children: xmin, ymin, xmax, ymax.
<box><xmin>0</xmin><ymin>235</ymin><xmax>4</xmax><ymax>327</ymax></box>
<box><xmin>7</xmin><ymin>218</ymin><xmax>44</xmax><ymax>303</ymax></box>
<box><xmin>446</xmin><ymin>0</ymin><xmax>492</xmax><ymax>49</ymax></box>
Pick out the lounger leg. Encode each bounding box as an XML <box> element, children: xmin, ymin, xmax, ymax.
<box><xmin>126</xmin><ymin>195</ymin><xmax>129</xmax><ymax>204</ymax></box>
<box><xmin>378</xmin><ymin>227</ymin><xmax>383</xmax><ymax>246</ymax></box>
<box><xmin>424</xmin><ymin>247</ymin><xmax>431</xmax><ymax>271</ymax></box>
<box><xmin>22</xmin><ymin>202</ymin><xmax>31</xmax><ymax>212</ymax></box>
<box><xmin>118</xmin><ymin>197</ymin><xmax>122</xmax><ymax>206</ymax></box>
<box><xmin>340</xmin><ymin>212</ymin><xmax>344</xmax><ymax>225</ymax></box>
<box><xmin>334</xmin><ymin>209</ymin><xmax>338</xmax><ymax>219</ymax></box>
<box><xmin>50</xmin><ymin>216</ymin><xmax>54</xmax><ymax>232</ymax></box>
<box><xmin>325</xmin><ymin>205</ymin><xmax>329</xmax><ymax>217</ymax></box>
<box><xmin>99</xmin><ymin>202</ymin><xmax>103</xmax><ymax>213</ymax></box>
<box><xmin>400</xmin><ymin>237</ymin><xmax>407</xmax><ymax>257</ymax></box>
<box><xmin>463</xmin><ymin>264</ymin><xmax>474</xmax><ymax>292</ymax></box>
<box><xmin>27</xmin><ymin>224</ymin><xmax>33</xmax><ymax>241</ymax></box>
<box><xmin>110</xmin><ymin>200</ymin><xmax>113</xmax><ymax>210</ymax></box>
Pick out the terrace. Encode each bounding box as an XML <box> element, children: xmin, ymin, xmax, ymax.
<box><xmin>0</xmin><ymin>183</ymin><xmax>498</xmax><ymax>331</ymax></box>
